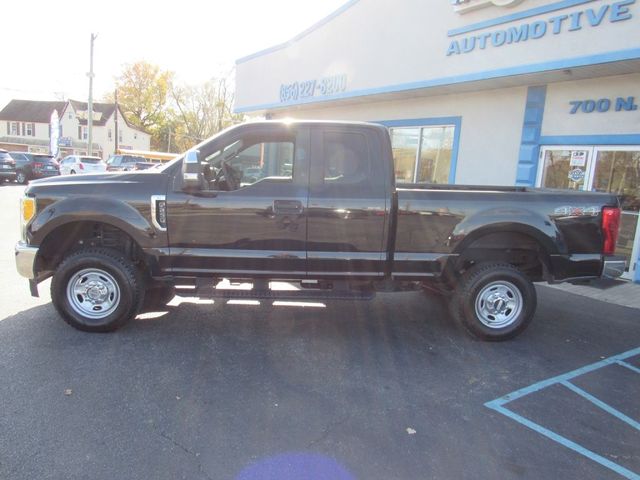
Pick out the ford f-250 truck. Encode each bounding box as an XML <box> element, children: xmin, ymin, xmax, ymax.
<box><xmin>15</xmin><ymin>121</ymin><xmax>625</xmax><ymax>340</ymax></box>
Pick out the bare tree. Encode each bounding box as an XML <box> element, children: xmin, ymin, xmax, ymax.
<box><xmin>170</xmin><ymin>73</ymin><xmax>244</xmax><ymax>152</ymax></box>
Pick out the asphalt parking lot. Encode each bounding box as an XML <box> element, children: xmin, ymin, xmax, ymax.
<box><xmin>1</xmin><ymin>183</ymin><xmax>639</xmax><ymax>480</ymax></box>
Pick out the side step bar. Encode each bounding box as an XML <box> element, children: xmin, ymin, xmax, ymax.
<box><xmin>175</xmin><ymin>280</ymin><xmax>376</xmax><ymax>301</ymax></box>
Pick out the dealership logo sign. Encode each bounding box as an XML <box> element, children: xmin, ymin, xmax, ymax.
<box><xmin>451</xmin><ymin>0</ymin><xmax>526</xmax><ymax>14</ymax></box>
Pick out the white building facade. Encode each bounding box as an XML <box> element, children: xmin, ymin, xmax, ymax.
<box><xmin>0</xmin><ymin>99</ymin><xmax>150</xmax><ymax>159</ymax></box>
<box><xmin>235</xmin><ymin>0</ymin><xmax>640</xmax><ymax>281</ymax></box>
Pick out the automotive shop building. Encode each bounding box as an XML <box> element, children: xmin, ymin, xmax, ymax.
<box><xmin>234</xmin><ymin>0</ymin><xmax>640</xmax><ymax>281</ymax></box>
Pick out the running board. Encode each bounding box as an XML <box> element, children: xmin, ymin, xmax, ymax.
<box><xmin>176</xmin><ymin>281</ymin><xmax>375</xmax><ymax>301</ymax></box>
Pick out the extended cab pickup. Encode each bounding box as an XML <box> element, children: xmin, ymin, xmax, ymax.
<box><xmin>15</xmin><ymin>121</ymin><xmax>625</xmax><ymax>340</ymax></box>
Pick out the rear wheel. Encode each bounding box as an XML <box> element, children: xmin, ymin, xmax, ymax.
<box><xmin>51</xmin><ymin>248</ymin><xmax>144</xmax><ymax>332</ymax></box>
<box><xmin>16</xmin><ymin>170</ymin><xmax>27</xmax><ymax>184</ymax></box>
<box><xmin>449</xmin><ymin>262</ymin><xmax>536</xmax><ymax>341</ymax></box>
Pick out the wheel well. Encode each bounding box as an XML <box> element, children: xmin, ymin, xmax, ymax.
<box><xmin>37</xmin><ymin>222</ymin><xmax>146</xmax><ymax>274</ymax></box>
<box><xmin>452</xmin><ymin>232</ymin><xmax>550</xmax><ymax>282</ymax></box>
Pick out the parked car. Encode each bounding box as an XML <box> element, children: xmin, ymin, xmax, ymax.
<box><xmin>59</xmin><ymin>155</ymin><xmax>107</xmax><ymax>175</ymax></box>
<box><xmin>9</xmin><ymin>152</ymin><xmax>59</xmax><ymax>184</ymax></box>
<box><xmin>106</xmin><ymin>154</ymin><xmax>153</xmax><ymax>172</ymax></box>
<box><xmin>0</xmin><ymin>149</ymin><xmax>17</xmax><ymax>183</ymax></box>
<box><xmin>15</xmin><ymin>121</ymin><xmax>625</xmax><ymax>340</ymax></box>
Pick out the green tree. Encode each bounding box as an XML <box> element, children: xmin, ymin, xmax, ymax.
<box><xmin>105</xmin><ymin>61</ymin><xmax>173</xmax><ymax>149</ymax></box>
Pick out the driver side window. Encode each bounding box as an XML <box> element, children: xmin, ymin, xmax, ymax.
<box><xmin>203</xmin><ymin>139</ymin><xmax>295</xmax><ymax>191</ymax></box>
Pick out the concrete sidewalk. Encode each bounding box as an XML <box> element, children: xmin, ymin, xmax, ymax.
<box><xmin>544</xmin><ymin>279</ymin><xmax>640</xmax><ymax>310</ymax></box>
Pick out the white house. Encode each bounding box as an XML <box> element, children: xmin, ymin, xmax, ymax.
<box><xmin>0</xmin><ymin>99</ymin><xmax>150</xmax><ymax>159</ymax></box>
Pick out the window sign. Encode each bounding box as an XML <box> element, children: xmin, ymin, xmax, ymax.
<box><xmin>570</xmin><ymin>150</ymin><xmax>587</xmax><ymax>167</ymax></box>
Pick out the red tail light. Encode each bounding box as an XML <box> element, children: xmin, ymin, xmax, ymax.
<box><xmin>602</xmin><ymin>207</ymin><xmax>621</xmax><ymax>255</ymax></box>
<box><xmin>79</xmin><ymin>163</ymin><xmax>84</xmax><ymax>170</ymax></box>
<box><xmin>33</xmin><ymin>162</ymin><xmax>43</xmax><ymax>169</ymax></box>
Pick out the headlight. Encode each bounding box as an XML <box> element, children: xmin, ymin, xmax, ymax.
<box><xmin>20</xmin><ymin>196</ymin><xmax>36</xmax><ymax>240</ymax></box>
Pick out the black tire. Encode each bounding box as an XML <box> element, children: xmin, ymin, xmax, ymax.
<box><xmin>449</xmin><ymin>262</ymin><xmax>536</xmax><ymax>341</ymax></box>
<box><xmin>16</xmin><ymin>170</ymin><xmax>28</xmax><ymax>184</ymax></box>
<box><xmin>141</xmin><ymin>284</ymin><xmax>176</xmax><ymax>312</ymax></box>
<box><xmin>51</xmin><ymin>248</ymin><xmax>144</xmax><ymax>332</ymax></box>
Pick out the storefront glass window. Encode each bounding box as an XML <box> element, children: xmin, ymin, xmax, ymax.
<box><xmin>418</xmin><ymin>126</ymin><xmax>454</xmax><ymax>184</ymax></box>
<box><xmin>540</xmin><ymin>149</ymin><xmax>586</xmax><ymax>190</ymax></box>
<box><xmin>592</xmin><ymin>150</ymin><xmax>640</xmax><ymax>267</ymax></box>
<box><xmin>390</xmin><ymin>126</ymin><xmax>454</xmax><ymax>184</ymax></box>
<box><xmin>390</xmin><ymin>128</ymin><xmax>420</xmax><ymax>183</ymax></box>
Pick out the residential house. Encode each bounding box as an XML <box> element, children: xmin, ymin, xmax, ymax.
<box><xmin>0</xmin><ymin>99</ymin><xmax>150</xmax><ymax>159</ymax></box>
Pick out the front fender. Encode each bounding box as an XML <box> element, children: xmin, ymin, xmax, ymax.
<box><xmin>28</xmin><ymin>196</ymin><xmax>158</xmax><ymax>248</ymax></box>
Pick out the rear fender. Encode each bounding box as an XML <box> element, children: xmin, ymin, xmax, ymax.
<box><xmin>450</xmin><ymin>207</ymin><xmax>563</xmax><ymax>256</ymax></box>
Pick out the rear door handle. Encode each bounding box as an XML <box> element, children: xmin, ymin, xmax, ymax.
<box><xmin>273</xmin><ymin>200</ymin><xmax>304</xmax><ymax>215</ymax></box>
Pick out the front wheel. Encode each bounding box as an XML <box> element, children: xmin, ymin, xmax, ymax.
<box><xmin>16</xmin><ymin>171</ymin><xmax>28</xmax><ymax>184</ymax></box>
<box><xmin>51</xmin><ymin>248</ymin><xmax>144</xmax><ymax>332</ymax></box>
<box><xmin>449</xmin><ymin>262</ymin><xmax>536</xmax><ymax>341</ymax></box>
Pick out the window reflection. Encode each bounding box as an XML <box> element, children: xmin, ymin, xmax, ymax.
<box><xmin>390</xmin><ymin>125</ymin><xmax>454</xmax><ymax>184</ymax></box>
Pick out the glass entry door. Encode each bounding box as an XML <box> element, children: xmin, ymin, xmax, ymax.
<box><xmin>538</xmin><ymin>146</ymin><xmax>640</xmax><ymax>280</ymax></box>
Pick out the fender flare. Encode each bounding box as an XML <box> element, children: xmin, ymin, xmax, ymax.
<box><xmin>29</xmin><ymin>196</ymin><xmax>156</xmax><ymax>248</ymax></box>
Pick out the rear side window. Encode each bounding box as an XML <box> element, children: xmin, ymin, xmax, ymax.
<box><xmin>323</xmin><ymin>131</ymin><xmax>370</xmax><ymax>184</ymax></box>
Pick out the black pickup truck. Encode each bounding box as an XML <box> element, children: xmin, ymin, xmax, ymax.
<box><xmin>15</xmin><ymin>121</ymin><xmax>625</xmax><ymax>340</ymax></box>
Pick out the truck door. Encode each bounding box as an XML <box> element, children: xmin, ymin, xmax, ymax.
<box><xmin>307</xmin><ymin>126</ymin><xmax>390</xmax><ymax>278</ymax></box>
<box><xmin>165</xmin><ymin>125</ymin><xmax>310</xmax><ymax>278</ymax></box>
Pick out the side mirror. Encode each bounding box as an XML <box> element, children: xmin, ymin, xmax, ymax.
<box><xmin>182</xmin><ymin>149</ymin><xmax>201</xmax><ymax>190</ymax></box>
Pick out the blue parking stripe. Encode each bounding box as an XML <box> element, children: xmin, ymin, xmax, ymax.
<box><xmin>561</xmin><ymin>381</ymin><xmax>640</xmax><ymax>431</ymax></box>
<box><xmin>486</xmin><ymin>347</ymin><xmax>640</xmax><ymax>479</ymax></box>
<box><xmin>617</xmin><ymin>360</ymin><xmax>640</xmax><ymax>375</ymax></box>
<box><xmin>489</xmin><ymin>404</ymin><xmax>640</xmax><ymax>480</ymax></box>
<box><xmin>487</xmin><ymin>347</ymin><xmax>640</xmax><ymax>407</ymax></box>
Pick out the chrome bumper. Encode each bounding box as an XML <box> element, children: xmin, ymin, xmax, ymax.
<box><xmin>15</xmin><ymin>242</ymin><xmax>38</xmax><ymax>279</ymax></box>
<box><xmin>602</xmin><ymin>258</ymin><xmax>626</xmax><ymax>279</ymax></box>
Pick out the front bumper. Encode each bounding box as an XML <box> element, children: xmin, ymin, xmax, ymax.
<box><xmin>15</xmin><ymin>242</ymin><xmax>38</xmax><ymax>279</ymax></box>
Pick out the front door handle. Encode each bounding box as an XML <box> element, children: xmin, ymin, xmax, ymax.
<box><xmin>273</xmin><ymin>200</ymin><xmax>304</xmax><ymax>215</ymax></box>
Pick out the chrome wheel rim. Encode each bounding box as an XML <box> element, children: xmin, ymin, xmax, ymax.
<box><xmin>474</xmin><ymin>281</ymin><xmax>523</xmax><ymax>329</ymax></box>
<box><xmin>66</xmin><ymin>268</ymin><xmax>120</xmax><ymax>319</ymax></box>
<box><xmin>16</xmin><ymin>172</ymin><xmax>26</xmax><ymax>183</ymax></box>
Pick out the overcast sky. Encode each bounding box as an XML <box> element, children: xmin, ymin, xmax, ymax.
<box><xmin>0</xmin><ymin>0</ymin><xmax>346</xmax><ymax>109</ymax></box>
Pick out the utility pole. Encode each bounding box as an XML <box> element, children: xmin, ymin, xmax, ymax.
<box><xmin>87</xmin><ymin>33</ymin><xmax>97</xmax><ymax>156</ymax></box>
<box><xmin>167</xmin><ymin>127</ymin><xmax>171</xmax><ymax>152</ymax></box>
<box><xmin>114</xmin><ymin>88</ymin><xmax>119</xmax><ymax>153</ymax></box>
